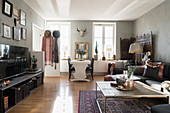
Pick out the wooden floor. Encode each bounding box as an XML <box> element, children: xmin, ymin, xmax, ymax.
<box><xmin>8</xmin><ymin>75</ymin><xmax>104</xmax><ymax>113</ymax></box>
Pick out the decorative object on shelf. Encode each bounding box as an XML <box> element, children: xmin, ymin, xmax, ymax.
<box><xmin>2</xmin><ymin>0</ymin><xmax>13</xmax><ymax>17</ymax></box>
<box><xmin>21</xmin><ymin>28</ymin><xmax>27</xmax><ymax>39</ymax></box>
<box><xmin>2</xmin><ymin>23</ymin><xmax>11</xmax><ymax>39</ymax></box>
<box><xmin>102</xmin><ymin>52</ymin><xmax>106</xmax><ymax>60</ymax></box>
<box><xmin>94</xmin><ymin>41</ymin><xmax>98</xmax><ymax>60</ymax></box>
<box><xmin>77</xmin><ymin>28</ymin><xmax>86</xmax><ymax>37</ymax></box>
<box><xmin>75</xmin><ymin>42</ymin><xmax>88</xmax><ymax>60</ymax></box>
<box><xmin>113</xmin><ymin>55</ymin><xmax>116</xmax><ymax>60</ymax></box>
<box><xmin>129</xmin><ymin>42</ymin><xmax>143</xmax><ymax>65</ymax></box>
<box><xmin>13</xmin><ymin>6</ymin><xmax>19</xmax><ymax>17</ymax></box>
<box><xmin>13</xmin><ymin>27</ymin><xmax>21</xmax><ymax>41</ymax></box>
<box><xmin>19</xmin><ymin>9</ymin><xmax>26</xmax><ymax>26</ymax></box>
<box><xmin>32</xmin><ymin>55</ymin><xmax>37</xmax><ymax>69</ymax></box>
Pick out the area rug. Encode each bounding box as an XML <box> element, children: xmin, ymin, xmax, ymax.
<box><xmin>78</xmin><ymin>90</ymin><xmax>166</xmax><ymax>113</ymax></box>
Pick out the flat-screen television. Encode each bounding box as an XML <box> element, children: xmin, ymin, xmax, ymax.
<box><xmin>0</xmin><ymin>44</ymin><xmax>29</xmax><ymax>80</ymax></box>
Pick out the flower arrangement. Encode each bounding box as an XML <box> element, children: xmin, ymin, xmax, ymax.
<box><xmin>127</xmin><ymin>67</ymin><xmax>136</xmax><ymax>79</ymax></box>
<box><xmin>77</xmin><ymin>49</ymin><xmax>86</xmax><ymax>59</ymax></box>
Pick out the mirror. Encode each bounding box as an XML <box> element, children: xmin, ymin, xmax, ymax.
<box><xmin>75</xmin><ymin>42</ymin><xmax>88</xmax><ymax>60</ymax></box>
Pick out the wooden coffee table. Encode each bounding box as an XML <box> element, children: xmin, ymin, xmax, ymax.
<box><xmin>96</xmin><ymin>81</ymin><xmax>169</xmax><ymax>113</ymax></box>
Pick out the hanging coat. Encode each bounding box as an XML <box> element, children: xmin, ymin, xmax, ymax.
<box><xmin>42</xmin><ymin>36</ymin><xmax>53</xmax><ymax>66</ymax></box>
<box><xmin>53</xmin><ymin>30</ymin><xmax>60</xmax><ymax>69</ymax></box>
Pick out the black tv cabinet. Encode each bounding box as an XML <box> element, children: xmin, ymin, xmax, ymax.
<box><xmin>0</xmin><ymin>72</ymin><xmax>44</xmax><ymax>113</ymax></box>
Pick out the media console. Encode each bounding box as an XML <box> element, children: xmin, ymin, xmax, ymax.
<box><xmin>0</xmin><ymin>71</ymin><xmax>44</xmax><ymax>113</ymax></box>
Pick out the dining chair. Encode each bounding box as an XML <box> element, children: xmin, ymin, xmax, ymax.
<box><xmin>68</xmin><ymin>58</ymin><xmax>75</xmax><ymax>80</ymax></box>
<box><xmin>86</xmin><ymin>58</ymin><xmax>94</xmax><ymax>80</ymax></box>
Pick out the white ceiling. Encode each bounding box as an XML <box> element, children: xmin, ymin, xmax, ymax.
<box><xmin>23</xmin><ymin>0</ymin><xmax>165</xmax><ymax>20</ymax></box>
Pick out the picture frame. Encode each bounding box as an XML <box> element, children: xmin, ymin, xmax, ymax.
<box><xmin>21</xmin><ymin>28</ymin><xmax>27</xmax><ymax>40</ymax></box>
<box><xmin>13</xmin><ymin>6</ymin><xmax>19</xmax><ymax>17</ymax></box>
<box><xmin>19</xmin><ymin>10</ymin><xmax>26</xmax><ymax>26</ymax></box>
<box><xmin>2</xmin><ymin>0</ymin><xmax>13</xmax><ymax>17</ymax></box>
<box><xmin>75</xmin><ymin>42</ymin><xmax>88</xmax><ymax>60</ymax></box>
<box><xmin>0</xmin><ymin>19</ymin><xmax>1</xmax><ymax>34</ymax></box>
<box><xmin>13</xmin><ymin>27</ymin><xmax>21</xmax><ymax>41</ymax></box>
<box><xmin>2</xmin><ymin>23</ymin><xmax>11</xmax><ymax>39</ymax></box>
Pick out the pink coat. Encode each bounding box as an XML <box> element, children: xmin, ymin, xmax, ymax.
<box><xmin>42</xmin><ymin>36</ymin><xmax>53</xmax><ymax>66</ymax></box>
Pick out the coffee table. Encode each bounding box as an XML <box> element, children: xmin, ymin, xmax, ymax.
<box><xmin>96</xmin><ymin>81</ymin><xmax>169</xmax><ymax>113</ymax></box>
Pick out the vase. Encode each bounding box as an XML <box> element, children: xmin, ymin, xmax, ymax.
<box><xmin>94</xmin><ymin>55</ymin><xmax>98</xmax><ymax>60</ymax></box>
<box><xmin>80</xmin><ymin>54</ymin><xmax>83</xmax><ymax>61</ymax></box>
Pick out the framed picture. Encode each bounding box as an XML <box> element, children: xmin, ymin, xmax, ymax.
<box><xmin>2</xmin><ymin>0</ymin><xmax>13</xmax><ymax>17</ymax></box>
<box><xmin>0</xmin><ymin>19</ymin><xmax>1</xmax><ymax>34</ymax></box>
<box><xmin>21</xmin><ymin>28</ymin><xmax>27</xmax><ymax>39</ymax></box>
<box><xmin>75</xmin><ymin>42</ymin><xmax>88</xmax><ymax>60</ymax></box>
<box><xmin>13</xmin><ymin>27</ymin><xmax>21</xmax><ymax>41</ymax></box>
<box><xmin>19</xmin><ymin>10</ymin><xmax>26</xmax><ymax>26</ymax></box>
<box><xmin>2</xmin><ymin>23</ymin><xmax>11</xmax><ymax>39</ymax></box>
<box><xmin>13</xmin><ymin>6</ymin><xmax>19</xmax><ymax>17</ymax></box>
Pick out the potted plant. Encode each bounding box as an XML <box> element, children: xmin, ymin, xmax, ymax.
<box><xmin>94</xmin><ymin>41</ymin><xmax>98</xmax><ymax>60</ymax></box>
<box><xmin>32</xmin><ymin>55</ymin><xmax>37</xmax><ymax>69</ymax></box>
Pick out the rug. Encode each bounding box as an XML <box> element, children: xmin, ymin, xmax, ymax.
<box><xmin>78</xmin><ymin>90</ymin><xmax>166</xmax><ymax>113</ymax></box>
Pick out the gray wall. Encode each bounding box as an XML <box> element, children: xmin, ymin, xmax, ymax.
<box><xmin>134</xmin><ymin>0</ymin><xmax>170</xmax><ymax>62</ymax></box>
<box><xmin>116</xmin><ymin>21</ymin><xmax>134</xmax><ymax>59</ymax></box>
<box><xmin>0</xmin><ymin>0</ymin><xmax>44</xmax><ymax>51</ymax></box>
<box><xmin>71</xmin><ymin>21</ymin><xmax>93</xmax><ymax>59</ymax></box>
<box><xmin>70</xmin><ymin>21</ymin><xmax>134</xmax><ymax>59</ymax></box>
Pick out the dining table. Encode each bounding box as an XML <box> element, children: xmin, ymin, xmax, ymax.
<box><xmin>70</xmin><ymin>60</ymin><xmax>91</xmax><ymax>81</ymax></box>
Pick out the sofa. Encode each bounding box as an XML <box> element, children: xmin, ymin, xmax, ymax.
<box><xmin>108</xmin><ymin>62</ymin><xmax>170</xmax><ymax>91</ymax></box>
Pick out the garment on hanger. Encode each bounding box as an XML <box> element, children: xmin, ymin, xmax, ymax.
<box><xmin>42</xmin><ymin>30</ymin><xmax>53</xmax><ymax>66</ymax></box>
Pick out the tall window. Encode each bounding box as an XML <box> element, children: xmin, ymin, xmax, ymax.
<box><xmin>46</xmin><ymin>22</ymin><xmax>71</xmax><ymax>59</ymax></box>
<box><xmin>93</xmin><ymin>23</ymin><xmax>116</xmax><ymax>60</ymax></box>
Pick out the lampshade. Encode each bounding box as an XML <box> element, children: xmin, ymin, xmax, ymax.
<box><xmin>106</xmin><ymin>47</ymin><xmax>112</xmax><ymax>52</ymax></box>
<box><xmin>129</xmin><ymin>43</ymin><xmax>143</xmax><ymax>53</ymax></box>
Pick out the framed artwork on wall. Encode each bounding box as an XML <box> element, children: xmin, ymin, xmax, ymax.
<box><xmin>2</xmin><ymin>23</ymin><xmax>11</xmax><ymax>39</ymax></box>
<box><xmin>21</xmin><ymin>28</ymin><xmax>27</xmax><ymax>39</ymax></box>
<box><xmin>0</xmin><ymin>19</ymin><xmax>1</xmax><ymax>34</ymax></box>
<box><xmin>19</xmin><ymin>10</ymin><xmax>26</xmax><ymax>26</ymax></box>
<box><xmin>13</xmin><ymin>6</ymin><xmax>19</xmax><ymax>17</ymax></box>
<box><xmin>2</xmin><ymin>0</ymin><xmax>13</xmax><ymax>17</ymax></box>
<box><xmin>13</xmin><ymin>27</ymin><xmax>21</xmax><ymax>41</ymax></box>
<box><xmin>75</xmin><ymin>42</ymin><xmax>88</xmax><ymax>60</ymax></box>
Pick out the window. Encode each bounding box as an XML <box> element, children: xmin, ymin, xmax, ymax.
<box><xmin>93</xmin><ymin>23</ymin><xmax>116</xmax><ymax>60</ymax></box>
<box><xmin>46</xmin><ymin>22</ymin><xmax>71</xmax><ymax>59</ymax></box>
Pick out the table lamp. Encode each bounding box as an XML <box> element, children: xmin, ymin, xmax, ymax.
<box><xmin>129</xmin><ymin>43</ymin><xmax>143</xmax><ymax>65</ymax></box>
<box><xmin>106</xmin><ymin>47</ymin><xmax>112</xmax><ymax>59</ymax></box>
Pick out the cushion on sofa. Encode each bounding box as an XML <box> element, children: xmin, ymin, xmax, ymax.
<box><xmin>145</xmin><ymin>80</ymin><xmax>162</xmax><ymax>91</ymax></box>
<box><xmin>115</xmin><ymin>61</ymin><xmax>124</xmax><ymax>68</ymax></box>
<box><xmin>147</xmin><ymin>62</ymin><xmax>164</xmax><ymax>79</ymax></box>
<box><xmin>163</xmin><ymin>63</ymin><xmax>170</xmax><ymax>79</ymax></box>
<box><xmin>151</xmin><ymin>104</ymin><xmax>170</xmax><ymax>113</ymax></box>
<box><xmin>143</xmin><ymin>65</ymin><xmax>160</xmax><ymax>80</ymax></box>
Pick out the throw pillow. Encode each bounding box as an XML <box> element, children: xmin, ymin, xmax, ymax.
<box><xmin>143</xmin><ymin>65</ymin><xmax>160</xmax><ymax>79</ymax></box>
<box><xmin>115</xmin><ymin>61</ymin><xmax>124</xmax><ymax>68</ymax></box>
<box><xmin>110</xmin><ymin>63</ymin><xmax>115</xmax><ymax>75</ymax></box>
<box><xmin>147</xmin><ymin>62</ymin><xmax>164</xmax><ymax>79</ymax></box>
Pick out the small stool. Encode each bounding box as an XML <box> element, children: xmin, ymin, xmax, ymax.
<box><xmin>104</xmin><ymin>75</ymin><xmax>112</xmax><ymax>81</ymax></box>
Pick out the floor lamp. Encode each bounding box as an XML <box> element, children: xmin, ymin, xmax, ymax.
<box><xmin>129</xmin><ymin>43</ymin><xmax>143</xmax><ymax>65</ymax></box>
